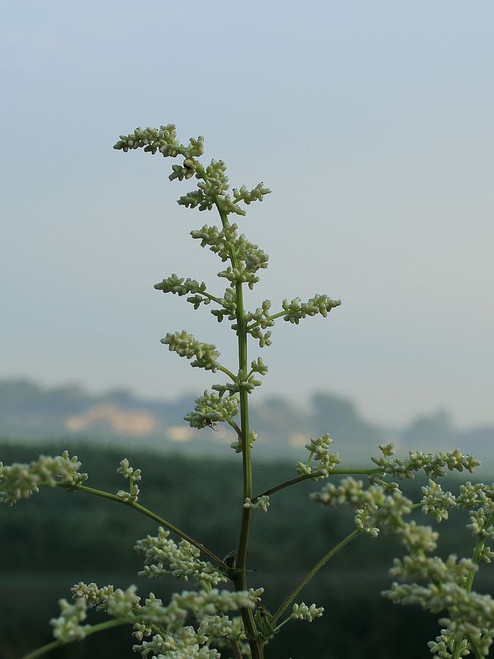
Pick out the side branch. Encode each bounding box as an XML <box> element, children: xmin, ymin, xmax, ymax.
<box><xmin>53</xmin><ymin>482</ymin><xmax>227</xmax><ymax>571</ymax></box>
<box><xmin>271</xmin><ymin>529</ymin><xmax>362</xmax><ymax>626</ymax></box>
<box><xmin>21</xmin><ymin>618</ymin><xmax>130</xmax><ymax>659</ymax></box>
<box><xmin>253</xmin><ymin>468</ymin><xmax>384</xmax><ymax>502</ymax></box>
<box><xmin>466</xmin><ymin>510</ymin><xmax>494</xmax><ymax>593</ymax></box>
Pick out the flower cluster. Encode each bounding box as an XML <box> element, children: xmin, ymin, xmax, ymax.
<box><xmin>231</xmin><ymin>430</ymin><xmax>258</xmax><ymax>454</ymax></box>
<box><xmin>281</xmin><ymin>295</ymin><xmax>341</xmax><ymax>324</ymax></box>
<box><xmin>308</xmin><ymin>445</ymin><xmax>494</xmax><ymax>658</ymax></box>
<box><xmin>71</xmin><ymin>582</ymin><xmax>119</xmax><ymax>609</ymax></box>
<box><xmin>210</xmin><ymin>288</ymin><xmax>237</xmax><ymax>324</ymax></box>
<box><xmin>233</xmin><ymin>183</ymin><xmax>271</xmax><ymax>206</ymax></box>
<box><xmin>134</xmin><ymin>626</ymin><xmax>222</xmax><ymax>659</ymax></box>
<box><xmin>63</xmin><ymin>580</ymin><xmax>263</xmax><ymax>658</ymax></box>
<box><xmin>116</xmin><ymin>458</ymin><xmax>141</xmax><ymax>503</ymax></box>
<box><xmin>243</xmin><ymin>495</ymin><xmax>270</xmax><ymax>512</ymax></box>
<box><xmin>211</xmin><ymin>366</ymin><xmax>266</xmax><ymax>398</ymax></box>
<box><xmin>242</xmin><ymin>294</ymin><xmax>341</xmax><ymax>348</ymax></box>
<box><xmin>245</xmin><ymin>300</ymin><xmax>275</xmax><ymax>347</ymax></box>
<box><xmin>154</xmin><ymin>275</ymin><xmax>212</xmax><ymax>311</ymax></box>
<box><xmin>312</xmin><ymin>476</ymin><xmax>413</xmax><ymax>537</ymax></box>
<box><xmin>128</xmin><ymin>125</ymin><xmax>343</xmax><ymax>464</ymax></box>
<box><xmin>51</xmin><ymin>598</ymin><xmax>89</xmax><ymax>642</ymax></box>
<box><xmin>191</xmin><ymin>222</ymin><xmax>269</xmax><ymax>291</ymax></box>
<box><xmin>385</xmin><ymin>537</ymin><xmax>494</xmax><ymax>659</ymax></box>
<box><xmin>0</xmin><ymin>451</ymin><xmax>87</xmax><ymax>505</ymax></box>
<box><xmin>219</xmin><ymin>359</ymin><xmax>271</xmax><ymax>398</ymax></box>
<box><xmin>114</xmin><ymin>124</ymin><xmax>270</xmax><ymax>218</ymax></box>
<box><xmin>184</xmin><ymin>390</ymin><xmax>239</xmax><ymax>430</ymax></box>
<box><xmin>296</xmin><ymin>434</ymin><xmax>341</xmax><ymax>479</ymax></box>
<box><xmin>371</xmin><ymin>444</ymin><xmax>480</xmax><ymax>479</ymax></box>
<box><xmin>113</xmin><ymin>125</ymin><xmax>203</xmax><ymax>160</ymax></box>
<box><xmin>190</xmin><ymin>223</ymin><xmax>239</xmax><ymax>263</ymax></box>
<box><xmin>420</xmin><ymin>480</ymin><xmax>457</xmax><ymax>522</ymax></box>
<box><xmin>178</xmin><ymin>162</ymin><xmax>269</xmax><ymax>217</ymax></box>
<box><xmin>135</xmin><ymin>526</ymin><xmax>228</xmax><ymax>587</ymax></box>
<box><xmin>219</xmin><ymin>244</ymin><xmax>269</xmax><ymax>292</ymax></box>
<box><xmin>162</xmin><ymin>331</ymin><xmax>220</xmax><ymax>372</ymax></box>
<box><xmin>290</xmin><ymin>602</ymin><xmax>324</xmax><ymax>622</ymax></box>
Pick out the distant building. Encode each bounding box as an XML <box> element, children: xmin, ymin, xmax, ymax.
<box><xmin>66</xmin><ymin>403</ymin><xmax>157</xmax><ymax>437</ymax></box>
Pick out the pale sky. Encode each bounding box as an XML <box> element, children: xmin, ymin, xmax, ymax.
<box><xmin>2</xmin><ymin>1</ymin><xmax>493</xmax><ymax>428</ymax></box>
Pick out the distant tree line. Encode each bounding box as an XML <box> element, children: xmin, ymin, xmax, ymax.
<box><xmin>0</xmin><ymin>378</ymin><xmax>493</xmax><ymax>463</ymax></box>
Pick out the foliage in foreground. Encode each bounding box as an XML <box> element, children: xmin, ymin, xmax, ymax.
<box><xmin>1</xmin><ymin>125</ymin><xmax>494</xmax><ymax>659</ymax></box>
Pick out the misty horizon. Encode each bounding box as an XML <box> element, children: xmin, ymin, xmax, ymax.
<box><xmin>1</xmin><ymin>374</ymin><xmax>491</xmax><ymax>434</ymax></box>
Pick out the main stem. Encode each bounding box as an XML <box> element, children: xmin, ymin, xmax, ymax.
<box><xmin>236</xmin><ymin>281</ymin><xmax>262</xmax><ymax>658</ymax></box>
<box><xmin>218</xmin><ymin>205</ymin><xmax>263</xmax><ymax>658</ymax></box>
<box><xmin>235</xmin><ymin>279</ymin><xmax>253</xmax><ymax>571</ymax></box>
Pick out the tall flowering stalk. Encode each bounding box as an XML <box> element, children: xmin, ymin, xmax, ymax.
<box><xmin>1</xmin><ymin>125</ymin><xmax>494</xmax><ymax>658</ymax></box>
<box><xmin>116</xmin><ymin>125</ymin><xmax>341</xmax><ymax>657</ymax></box>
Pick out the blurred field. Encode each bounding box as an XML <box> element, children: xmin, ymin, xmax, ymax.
<box><xmin>1</xmin><ymin>440</ymin><xmax>491</xmax><ymax>658</ymax></box>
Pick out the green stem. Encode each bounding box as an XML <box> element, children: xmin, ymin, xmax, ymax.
<box><xmin>451</xmin><ymin>638</ymin><xmax>463</xmax><ymax>659</ymax></box>
<box><xmin>216</xmin><ymin>201</ymin><xmax>262</xmax><ymax>659</ymax></box>
<box><xmin>466</xmin><ymin>636</ymin><xmax>484</xmax><ymax>659</ymax></box>
<box><xmin>271</xmin><ymin>529</ymin><xmax>361</xmax><ymax>626</ymax></box>
<box><xmin>226</xmin><ymin>417</ymin><xmax>243</xmax><ymax>437</ymax></box>
<box><xmin>465</xmin><ymin>511</ymin><xmax>494</xmax><ymax>593</ymax></box>
<box><xmin>451</xmin><ymin>511</ymin><xmax>494</xmax><ymax>659</ymax></box>
<box><xmin>200</xmin><ymin>290</ymin><xmax>224</xmax><ymax>305</ymax></box>
<box><xmin>247</xmin><ymin>305</ymin><xmax>335</xmax><ymax>333</ymax></box>
<box><xmin>21</xmin><ymin>618</ymin><xmax>129</xmax><ymax>659</ymax></box>
<box><xmin>253</xmin><ymin>468</ymin><xmax>383</xmax><ymax>501</ymax></box>
<box><xmin>230</xmin><ymin>640</ymin><xmax>245</xmax><ymax>659</ymax></box>
<box><xmin>218</xmin><ymin>364</ymin><xmax>239</xmax><ymax>381</ymax></box>
<box><xmin>246</xmin><ymin>309</ymin><xmax>288</xmax><ymax>333</ymax></box>
<box><xmin>51</xmin><ymin>482</ymin><xmax>226</xmax><ymax>570</ymax></box>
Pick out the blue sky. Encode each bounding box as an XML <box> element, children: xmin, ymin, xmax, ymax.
<box><xmin>2</xmin><ymin>1</ymin><xmax>493</xmax><ymax>427</ymax></box>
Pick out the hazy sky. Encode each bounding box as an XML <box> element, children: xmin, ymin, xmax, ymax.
<box><xmin>2</xmin><ymin>1</ymin><xmax>493</xmax><ymax>427</ymax></box>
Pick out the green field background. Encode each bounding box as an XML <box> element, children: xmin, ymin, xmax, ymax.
<box><xmin>1</xmin><ymin>441</ymin><xmax>489</xmax><ymax>659</ymax></box>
